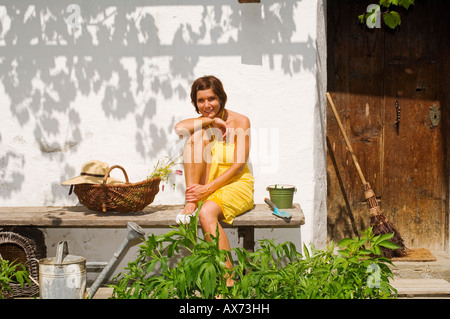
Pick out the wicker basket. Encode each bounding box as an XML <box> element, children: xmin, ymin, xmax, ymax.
<box><xmin>74</xmin><ymin>165</ymin><xmax>161</xmax><ymax>213</ymax></box>
<box><xmin>0</xmin><ymin>231</ymin><xmax>41</xmax><ymax>298</ymax></box>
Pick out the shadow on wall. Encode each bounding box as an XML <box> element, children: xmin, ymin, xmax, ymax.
<box><xmin>0</xmin><ymin>0</ymin><xmax>313</xmax><ymax>201</ymax></box>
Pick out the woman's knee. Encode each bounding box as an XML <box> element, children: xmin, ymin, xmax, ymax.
<box><xmin>198</xmin><ymin>206</ymin><xmax>214</xmax><ymax>227</ymax></box>
<box><xmin>183</xmin><ymin>129</ymin><xmax>210</xmax><ymax>163</ymax></box>
<box><xmin>198</xmin><ymin>201</ymin><xmax>222</xmax><ymax>227</ymax></box>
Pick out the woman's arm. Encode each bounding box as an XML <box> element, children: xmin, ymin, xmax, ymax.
<box><xmin>174</xmin><ymin>117</ymin><xmax>228</xmax><ymax>138</ymax></box>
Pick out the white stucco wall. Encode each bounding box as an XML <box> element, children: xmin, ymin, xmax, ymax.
<box><xmin>0</xmin><ymin>1</ymin><xmax>327</xmax><ymax>273</ymax></box>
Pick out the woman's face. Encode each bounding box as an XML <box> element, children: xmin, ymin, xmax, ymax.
<box><xmin>196</xmin><ymin>88</ymin><xmax>222</xmax><ymax>118</ymax></box>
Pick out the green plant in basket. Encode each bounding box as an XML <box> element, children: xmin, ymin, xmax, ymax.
<box><xmin>0</xmin><ymin>257</ymin><xmax>31</xmax><ymax>299</ymax></box>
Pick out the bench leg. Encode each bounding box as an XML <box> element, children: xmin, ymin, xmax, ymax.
<box><xmin>238</xmin><ymin>227</ymin><xmax>255</xmax><ymax>252</ymax></box>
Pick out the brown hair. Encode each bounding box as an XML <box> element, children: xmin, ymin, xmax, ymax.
<box><xmin>190</xmin><ymin>75</ymin><xmax>227</xmax><ymax>114</ymax></box>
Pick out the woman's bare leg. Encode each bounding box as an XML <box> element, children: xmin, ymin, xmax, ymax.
<box><xmin>183</xmin><ymin>130</ymin><xmax>233</xmax><ymax>285</ymax></box>
<box><xmin>181</xmin><ymin>128</ymin><xmax>211</xmax><ymax>214</ymax></box>
<box><xmin>199</xmin><ymin>200</ymin><xmax>234</xmax><ymax>286</ymax></box>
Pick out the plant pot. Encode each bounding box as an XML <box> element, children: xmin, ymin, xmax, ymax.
<box><xmin>266</xmin><ymin>184</ymin><xmax>297</xmax><ymax>209</ymax></box>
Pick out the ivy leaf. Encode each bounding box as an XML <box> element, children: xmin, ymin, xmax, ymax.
<box><xmin>379</xmin><ymin>0</ymin><xmax>391</xmax><ymax>8</ymax></box>
<box><xmin>400</xmin><ymin>0</ymin><xmax>414</xmax><ymax>10</ymax></box>
<box><xmin>358</xmin><ymin>14</ymin><xmax>365</xmax><ymax>24</ymax></box>
<box><xmin>380</xmin><ymin>0</ymin><xmax>400</xmax><ymax>6</ymax></box>
<box><xmin>383</xmin><ymin>11</ymin><xmax>401</xmax><ymax>29</ymax></box>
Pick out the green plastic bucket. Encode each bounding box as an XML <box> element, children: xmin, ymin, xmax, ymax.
<box><xmin>266</xmin><ymin>184</ymin><xmax>297</xmax><ymax>209</ymax></box>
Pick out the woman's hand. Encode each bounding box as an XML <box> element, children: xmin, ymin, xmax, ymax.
<box><xmin>185</xmin><ymin>183</ymin><xmax>213</xmax><ymax>203</ymax></box>
<box><xmin>212</xmin><ymin>117</ymin><xmax>229</xmax><ymax>139</ymax></box>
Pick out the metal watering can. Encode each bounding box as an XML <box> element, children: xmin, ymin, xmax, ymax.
<box><xmin>38</xmin><ymin>221</ymin><xmax>145</xmax><ymax>299</ymax></box>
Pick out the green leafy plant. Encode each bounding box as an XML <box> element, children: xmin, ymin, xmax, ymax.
<box><xmin>0</xmin><ymin>257</ymin><xmax>31</xmax><ymax>299</ymax></box>
<box><xmin>230</xmin><ymin>227</ymin><xmax>397</xmax><ymax>299</ymax></box>
<box><xmin>110</xmin><ymin>213</ymin><xmax>398</xmax><ymax>299</ymax></box>
<box><xmin>359</xmin><ymin>0</ymin><xmax>415</xmax><ymax>29</ymax></box>
<box><xmin>110</xmin><ymin>207</ymin><xmax>232</xmax><ymax>299</ymax></box>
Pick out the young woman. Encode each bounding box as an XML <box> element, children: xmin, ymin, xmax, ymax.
<box><xmin>174</xmin><ymin>75</ymin><xmax>254</xmax><ymax>284</ymax></box>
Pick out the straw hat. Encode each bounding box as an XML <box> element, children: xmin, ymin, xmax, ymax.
<box><xmin>62</xmin><ymin>160</ymin><xmax>124</xmax><ymax>185</ymax></box>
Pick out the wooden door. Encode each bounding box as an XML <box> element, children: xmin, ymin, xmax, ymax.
<box><xmin>327</xmin><ymin>0</ymin><xmax>449</xmax><ymax>250</ymax></box>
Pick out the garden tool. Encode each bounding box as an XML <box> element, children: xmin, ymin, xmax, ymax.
<box><xmin>326</xmin><ymin>92</ymin><xmax>406</xmax><ymax>258</ymax></box>
<box><xmin>265</xmin><ymin>197</ymin><xmax>291</xmax><ymax>220</ymax></box>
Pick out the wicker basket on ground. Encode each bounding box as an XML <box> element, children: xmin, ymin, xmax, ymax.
<box><xmin>74</xmin><ymin>165</ymin><xmax>161</xmax><ymax>213</ymax></box>
<box><xmin>0</xmin><ymin>231</ymin><xmax>42</xmax><ymax>298</ymax></box>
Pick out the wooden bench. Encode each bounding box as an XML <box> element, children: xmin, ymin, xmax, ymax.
<box><xmin>0</xmin><ymin>204</ymin><xmax>305</xmax><ymax>251</ymax></box>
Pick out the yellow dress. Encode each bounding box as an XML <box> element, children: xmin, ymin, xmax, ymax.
<box><xmin>205</xmin><ymin>137</ymin><xmax>255</xmax><ymax>225</ymax></box>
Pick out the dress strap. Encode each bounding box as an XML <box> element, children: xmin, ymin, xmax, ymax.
<box><xmin>208</xmin><ymin>125</ymin><xmax>215</xmax><ymax>140</ymax></box>
<box><xmin>208</xmin><ymin>109</ymin><xmax>226</xmax><ymax>141</ymax></box>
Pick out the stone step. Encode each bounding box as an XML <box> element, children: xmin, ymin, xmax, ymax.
<box><xmin>391</xmin><ymin>278</ymin><xmax>450</xmax><ymax>298</ymax></box>
<box><xmin>388</xmin><ymin>250</ymin><xmax>450</xmax><ymax>298</ymax></box>
<box><xmin>389</xmin><ymin>251</ymin><xmax>450</xmax><ymax>281</ymax></box>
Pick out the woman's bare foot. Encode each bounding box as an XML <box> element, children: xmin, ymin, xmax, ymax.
<box><xmin>176</xmin><ymin>202</ymin><xmax>198</xmax><ymax>225</ymax></box>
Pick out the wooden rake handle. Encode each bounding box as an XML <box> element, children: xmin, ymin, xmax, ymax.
<box><xmin>326</xmin><ymin>92</ymin><xmax>367</xmax><ymax>186</ymax></box>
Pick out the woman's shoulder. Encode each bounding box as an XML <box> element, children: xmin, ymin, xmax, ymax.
<box><xmin>228</xmin><ymin>109</ymin><xmax>250</xmax><ymax>126</ymax></box>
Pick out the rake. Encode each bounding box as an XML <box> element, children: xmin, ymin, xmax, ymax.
<box><xmin>326</xmin><ymin>92</ymin><xmax>407</xmax><ymax>258</ymax></box>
